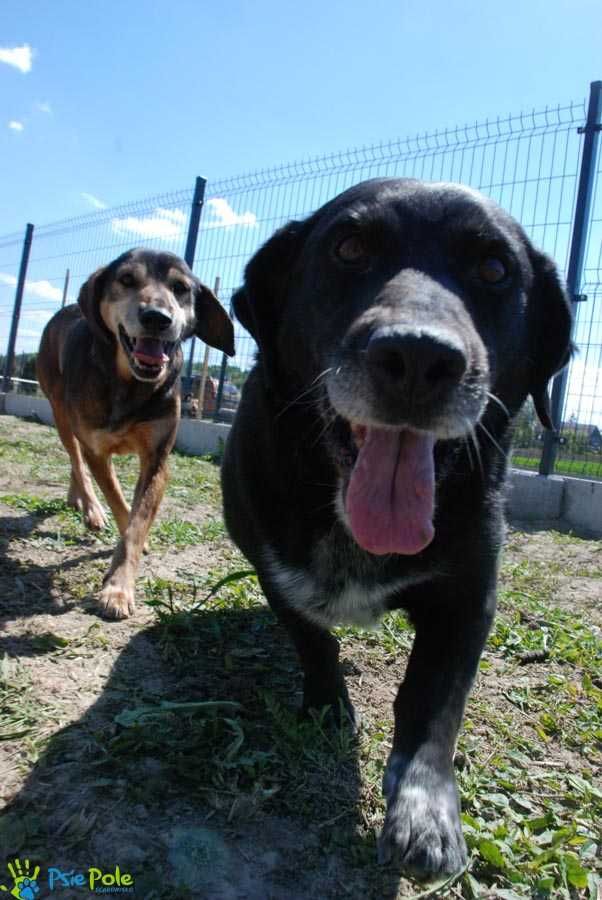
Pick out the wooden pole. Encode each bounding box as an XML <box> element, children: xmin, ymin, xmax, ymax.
<box><xmin>196</xmin><ymin>276</ymin><xmax>220</xmax><ymax>418</ymax></box>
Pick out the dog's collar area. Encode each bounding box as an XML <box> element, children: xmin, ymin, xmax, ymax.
<box><xmin>118</xmin><ymin>324</ymin><xmax>176</xmax><ymax>382</ymax></box>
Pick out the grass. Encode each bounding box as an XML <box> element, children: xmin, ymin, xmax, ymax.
<box><xmin>0</xmin><ymin>656</ymin><xmax>56</xmax><ymax>763</ymax></box>
<box><xmin>132</xmin><ymin>560</ymin><xmax>601</xmax><ymax>899</ymax></box>
<box><xmin>1</xmin><ymin>491</ymin><xmax>225</xmax><ymax>551</ymax></box>
<box><xmin>152</xmin><ymin>516</ymin><xmax>226</xmax><ymax>547</ymax></box>
<box><xmin>512</xmin><ymin>454</ymin><xmax>602</xmax><ymax>480</ymax></box>
<box><xmin>0</xmin><ymin>420</ymin><xmax>222</xmax><ymax>510</ymax></box>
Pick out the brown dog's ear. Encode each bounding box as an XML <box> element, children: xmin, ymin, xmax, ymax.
<box><xmin>232</xmin><ymin>219</ymin><xmax>309</xmax><ymax>381</ymax></box>
<box><xmin>527</xmin><ymin>248</ymin><xmax>574</xmax><ymax>429</ymax></box>
<box><xmin>77</xmin><ymin>266</ymin><xmax>112</xmax><ymax>343</ymax></box>
<box><xmin>194</xmin><ymin>282</ymin><xmax>235</xmax><ymax>357</ymax></box>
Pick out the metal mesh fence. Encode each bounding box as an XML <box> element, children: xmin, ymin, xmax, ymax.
<box><xmin>0</xmin><ymin>189</ymin><xmax>194</xmax><ymax>363</ymax></box>
<box><xmin>1</xmin><ymin>89</ymin><xmax>601</xmax><ymax>477</ymax></box>
<box><xmin>551</xmin><ymin>126</ymin><xmax>602</xmax><ymax>478</ymax></box>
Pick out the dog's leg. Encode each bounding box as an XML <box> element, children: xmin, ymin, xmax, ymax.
<box><xmin>379</xmin><ymin>583</ymin><xmax>495</xmax><ymax>878</ymax></box>
<box><xmin>82</xmin><ymin>451</ymin><xmax>130</xmax><ymax>537</ymax></box>
<box><xmin>262</xmin><ymin>589</ymin><xmax>356</xmax><ymax>726</ymax></box>
<box><xmin>97</xmin><ymin>433</ymin><xmax>174</xmax><ymax>619</ymax></box>
<box><xmin>51</xmin><ymin>404</ymin><xmax>107</xmax><ymax>530</ymax></box>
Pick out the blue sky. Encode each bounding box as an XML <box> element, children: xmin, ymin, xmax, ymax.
<box><xmin>1</xmin><ymin>0</ymin><xmax>601</xmax><ymax>425</ymax></box>
<box><xmin>1</xmin><ymin>0</ymin><xmax>601</xmax><ymax>232</ymax></box>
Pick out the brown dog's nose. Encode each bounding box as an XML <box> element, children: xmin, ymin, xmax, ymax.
<box><xmin>138</xmin><ymin>307</ymin><xmax>173</xmax><ymax>332</ymax></box>
<box><xmin>366</xmin><ymin>326</ymin><xmax>467</xmax><ymax>400</ymax></box>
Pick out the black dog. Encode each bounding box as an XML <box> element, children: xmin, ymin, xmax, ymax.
<box><xmin>222</xmin><ymin>179</ymin><xmax>572</xmax><ymax>877</ymax></box>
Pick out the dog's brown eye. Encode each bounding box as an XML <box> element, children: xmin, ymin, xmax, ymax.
<box><xmin>336</xmin><ymin>234</ymin><xmax>367</xmax><ymax>265</ymax></box>
<box><xmin>119</xmin><ymin>272</ymin><xmax>136</xmax><ymax>288</ymax></box>
<box><xmin>478</xmin><ymin>257</ymin><xmax>507</xmax><ymax>284</ymax></box>
<box><xmin>172</xmin><ymin>281</ymin><xmax>188</xmax><ymax>296</ymax></box>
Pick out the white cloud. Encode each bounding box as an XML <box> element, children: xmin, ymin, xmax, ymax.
<box><xmin>81</xmin><ymin>192</ymin><xmax>108</xmax><ymax>210</ymax></box>
<box><xmin>0</xmin><ymin>44</ymin><xmax>33</xmax><ymax>74</ymax></box>
<box><xmin>204</xmin><ymin>197</ymin><xmax>257</xmax><ymax>229</ymax></box>
<box><xmin>156</xmin><ymin>208</ymin><xmax>186</xmax><ymax>224</ymax></box>
<box><xmin>0</xmin><ymin>272</ymin><xmax>62</xmax><ymax>302</ymax></box>
<box><xmin>22</xmin><ymin>309</ymin><xmax>56</xmax><ymax>324</ymax></box>
<box><xmin>0</xmin><ymin>312</ymin><xmax>55</xmax><ymax>346</ymax></box>
<box><xmin>10</xmin><ymin>327</ymin><xmax>47</xmax><ymax>339</ymax></box>
<box><xmin>109</xmin><ymin>201</ymin><xmax>256</xmax><ymax>241</ymax></box>
<box><xmin>111</xmin><ymin>207</ymin><xmax>187</xmax><ymax>241</ymax></box>
<box><xmin>8</xmin><ymin>120</ymin><xmax>24</xmax><ymax>132</ymax></box>
<box><xmin>36</xmin><ymin>101</ymin><xmax>52</xmax><ymax>114</ymax></box>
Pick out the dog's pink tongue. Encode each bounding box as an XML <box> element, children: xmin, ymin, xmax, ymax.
<box><xmin>346</xmin><ymin>427</ymin><xmax>435</xmax><ymax>555</ymax></box>
<box><xmin>133</xmin><ymin>338</ymin><xmax>169</xmax><ymax>366</ymax></box>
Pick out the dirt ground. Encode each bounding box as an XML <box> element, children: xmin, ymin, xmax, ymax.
<box><xmin>0</xmin><ymin>416</ymin><xmax>600</xmax><ymax>900</ymax></box>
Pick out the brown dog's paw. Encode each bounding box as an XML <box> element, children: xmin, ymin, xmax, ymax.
<box><xmin>66</xmin><ymin>493</ymin><xmax>83</xmax><ymax>513</ymax></box>
<box><xmin>98</xmin><ymin>580</ymin><xmax>135</xmax><ymax>619</ymax></box>
<box><xmin>84</xmin><ymin>501</ymin><xmax>107</xmax><ymax>531</ymax></box>
<box><xmin>378</xmin><ymin>752</ymin><xmax>467</xmax><ymax>879</ymax></box>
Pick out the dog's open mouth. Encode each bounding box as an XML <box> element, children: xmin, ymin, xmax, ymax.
<box><xmin>340</xmin><ymin>421</ymin><xmax>436</xmax><ymax>557</ymax></box>
<box><xmin>119</xmin><ymin>325</ymin><xmax>174</xmax><ymax>380</ymax></box>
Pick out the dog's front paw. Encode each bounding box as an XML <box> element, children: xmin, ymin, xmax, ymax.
<box><xmin>98</xmin><ymin>579</ymin><xmax>135</xmax><ymax>619</ymax></box>
<box><xmin>84</xmin><ymin>500</ymin><xmax>107</xmax><ymax>531</ymax></box>
<box><xmin>378</xmin><ymin>751</ymin><xmax>467</xmax><ymax>879</ymax></box>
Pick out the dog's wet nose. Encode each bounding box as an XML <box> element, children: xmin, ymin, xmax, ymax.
<box><xmin>138</xmin><ymin>307</ymin><xmax>173</xmax><ymax>333</ymax></box>
<box><xmin>366</xmin><ymin>326</ymin><xmax>467</xmax><ymax>400</ymax></box>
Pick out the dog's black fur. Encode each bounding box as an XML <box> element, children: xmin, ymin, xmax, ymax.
<box><xmin>221</xmin><ymin>179</ymin><xmax>572</xmax><ymax>877</ymax></box>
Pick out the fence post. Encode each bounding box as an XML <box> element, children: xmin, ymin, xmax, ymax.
<box><xmin>184</xmin><ymin>176</ymin><xmax>207</xmax><ymax>379</ymax></box>
<box><xmin>213</xmin><ymin>299</ymin><xmax>232</xmax><ymax>423</ymax></box>
<box><xmin>539</xmin><ymin>80</ymin><xmax>602</xmax><ymax>476</ymax></box>
<box><xmin>2</xmin><ymin>222</ymin><xmax>34</xmax><ymax>393</ymax></box>
<box><xmin>213</xmin><ymin>353</ymin><xmax>228</xmax><ymax>423</ymax></box>
<box><xmin>197</xmin><ymin>276</ymin><xmax>220</xmax><ymax>419</ymax></box>
<box><xmin>60</xmin><ymin>268</ymin><xmax>70</xmax><ymax>308</ymax></box>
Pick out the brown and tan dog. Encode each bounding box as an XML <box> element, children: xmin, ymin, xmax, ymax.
<box><xmin>37</xmin><ymin>248</ymin><xmax>234</xmax><ymax>619</ymax></box>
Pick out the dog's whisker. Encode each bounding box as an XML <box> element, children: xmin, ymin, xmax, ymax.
<box><xmin>275</xmin><ymin>368</ymin><xmax>334</xmax><ymax>420</ymax></box>
<box><xmin>309</xmin><ymin>412</ymin><xmax>338</xmax><ymax>449</ymax></box>
<box><xmin>467</xmin><ymin>422</ymin><xmax>485</xmax><ymax>481</ymax></box>
<box><xmin>311</xmin><ymin>406</ymin><xmax>338</xmax><ymax>440</ymax></box>
<box><xmin>477</xmin><ymin>422</ymin><xmax>508</xmax><ymax>459</ymax></box>
<box><xmin>463</xmin><ymin>434</ymin><xmax>474</xmax><ymax>472</ymax></box>
<box><xmin>485</xmin><ymin>391</ymin><xmax>510</xmax><ymax>419</ymax></box>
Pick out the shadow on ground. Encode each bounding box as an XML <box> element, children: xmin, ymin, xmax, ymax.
<box><xmin>0</xmin><ymin>508</ymin><xmax>112</xmax><ymax>656</ymax></box>
<box><xmin>1</xmin><ymin>602</ymin><xmax>404</xmax><ymax>900</ymax></box>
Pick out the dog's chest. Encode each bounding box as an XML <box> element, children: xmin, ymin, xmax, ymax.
<box><xmin>81</xmin><ymin>422</ymin><xmax>154</xmax><ymax>457</ymax></box>
<box><xmin>263</xmin><ymin>534</ymin><xmax>433</xmax><ymax>629</ymax></box>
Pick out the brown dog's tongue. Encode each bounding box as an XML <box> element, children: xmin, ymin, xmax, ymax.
<box><xmin>133</xmin><ymin>337</ymin><xmax>169</xmax><ymax>366</ymax></box>
<box><xmin>346</xmin><ymin>427</ymin><xmax>435</xmax><ymax>555</ymax></box>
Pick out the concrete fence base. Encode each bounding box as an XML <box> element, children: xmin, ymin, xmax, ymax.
<box><xmin>0</xmin><ymin>391</ymin><xmax>230</xmax><ymax>459</ymax></box>
<box><xmin>1</xmin><ymin>391</ymin><xmax>601</xmax><ymax>538</ymax></box>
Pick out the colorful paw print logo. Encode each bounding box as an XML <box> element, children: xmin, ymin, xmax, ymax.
<box><xmin>1</xmin><ymin>859</ymin><xmax>41</xmax><ymax>900</ymax></box>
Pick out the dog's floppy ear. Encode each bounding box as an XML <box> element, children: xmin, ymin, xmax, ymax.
<box><xmin>527</xmin><ymin>247</ymin><xmax>574</xmax><ymax>429</ymax></box>
<box><xmin>77</xmin><ymin>266</ymin><xmax>112</xmax><ymax>343</ymax></box>
<box><xmin>194</xmin><ymin>281</ymin><xmax>235</xmax><ymax>357</ymax></box>
<box><xmin>232</xmin><ymin>219</ymin><xmax>309</xmax><ymax>381</ymax></box>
